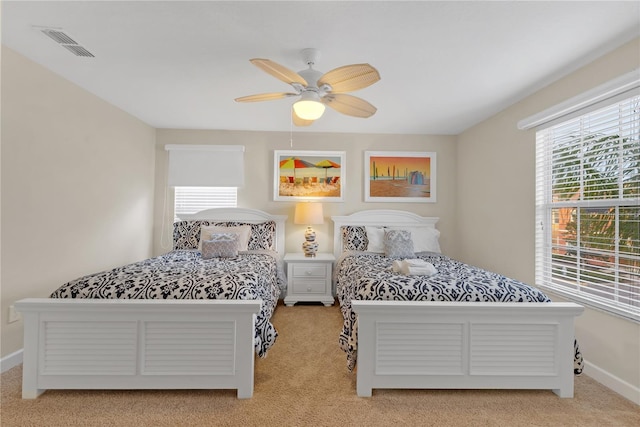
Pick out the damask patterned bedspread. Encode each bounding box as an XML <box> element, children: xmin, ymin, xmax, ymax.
<box><xmin>50</xmin><ymin>249</ymin><xmax>285</xmax><ymax>358</ymax></box>
<box><xmin>335</xmin><ymin>251</ymin><xmax>584</xmax><ymax>374</ymax></box>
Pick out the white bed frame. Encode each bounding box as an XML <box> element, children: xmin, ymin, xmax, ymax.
<box><xmin>332</xmin><ymin>210</ymin><xmax>584</xmax><ymax>398</ymax></box>
<box><xmin>15</xmin><ymin>208</ymin><xmax>287</xmax><ymax>399</ymax></box>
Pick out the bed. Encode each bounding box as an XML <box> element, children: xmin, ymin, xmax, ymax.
<box><xmin>332</xmin><ymin>210</ymin><xmax>584</xmax><ymax>398</ymax></box>
<box><xmin>15</xmin><ymin>208</ymin><xmax>287</xmax><ymax>399</ymax></box>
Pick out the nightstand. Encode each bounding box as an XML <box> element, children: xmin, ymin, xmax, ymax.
<box><xmin>283</xmin><ymin>253</ymin><xmax>335</xmax><ymax>306</ymax></box>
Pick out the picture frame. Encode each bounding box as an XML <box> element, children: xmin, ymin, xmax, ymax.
<box><xmin>364</xmin><ymin>151</ymin><xmax>436</xmax><ymax>203</ymax></box>
<box><xmin>274</xmin><ymin>150</ymin><xmax>346</xmax><ymax>202</ymax></box>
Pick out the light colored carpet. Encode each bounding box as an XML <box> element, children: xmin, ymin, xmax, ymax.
<box><xmin>1</xmin><ymin>301</ymin><xmax>638</xmax><ymax>426</ymax></box>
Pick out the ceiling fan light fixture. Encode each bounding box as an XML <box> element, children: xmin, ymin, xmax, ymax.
<box><xmin>293</xmin><ymin>92</ymin><xmax>325</xmax><ymax>120</ymax></box>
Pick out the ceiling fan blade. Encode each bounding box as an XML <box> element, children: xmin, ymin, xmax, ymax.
<box><xmin>322</xmin><ymin>94</ymin><xmax>377</xmax><ymax>118</ymax></box>
<box><xmin>250</xmin><ymin>58</ymin><xmax>308</xmax><ymax>87</ymax></box>
<box><xmin>235</xmin><ymin>92</ymin><xmax>298</xmax><ymax>103</ymax></box>
<box><xmin>292</xmin><ymin>110</ymin><xmax>314</xmax><ymax>127</ymax></box>
<box><xmin>318</xmin><ymin>64</ymin><xmax>380</xmax><ymax>93</ymax></box>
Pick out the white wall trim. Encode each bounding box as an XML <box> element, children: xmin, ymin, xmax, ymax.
<box><xmin>1</xmin><ymin>348</ymin><xmax>638</xmax><ymax>404</ymax></box>
<box><xmin>518</xmin><ymin>68</ymin><xmax>640</xmax><ymax>130</ymax></box>
<box><xmin>1</xmin><ymin>349</ymin><xmax>23</xmax><ymax>373</ymax></box>
<box><xmin>584</xmin><ymin>360</ymin><xmax>640</xmax><ymax>405</ymax></box>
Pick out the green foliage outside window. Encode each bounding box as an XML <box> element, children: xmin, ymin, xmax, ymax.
<box><xmin>553</xmin><ymin>134</ymin><xmax>639</xmax><ymax>263</ymax></box>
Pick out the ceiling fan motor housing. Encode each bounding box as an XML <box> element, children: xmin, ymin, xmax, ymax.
<box><xmin>298</xmin><ymin>68</ymin><xmax>325</xmax><ymax>93</ymax></box>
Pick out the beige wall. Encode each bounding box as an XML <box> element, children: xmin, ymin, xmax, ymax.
<box><xmin>153</xmin><ymin>130</ymin><xmax>457</xmax><ymax>257</ymax></box>
<box><xmin>456</xmin><ymin>38</ymin><xmax>640</xmax><ymax>395</ymax></box>
<box><xmin>0</xmin><ymin>47</ymin><xmax>157</xmax><ymax>358</ymax></box>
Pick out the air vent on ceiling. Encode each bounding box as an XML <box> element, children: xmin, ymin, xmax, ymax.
<box><xmin>61</xmin><ymin>45</ymin><xmax>94</xmax><ymax>58</ymax></box>
<box><xmin>38</xmin><ymin>27</ymin><xmax>95</xmax><ymax>58</ymax></box>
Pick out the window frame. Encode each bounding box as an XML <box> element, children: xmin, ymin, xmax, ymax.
<box><xmin>535</xmin><ymin>95</ymin><xmax>640</xmax><ymax>322</ymax></box>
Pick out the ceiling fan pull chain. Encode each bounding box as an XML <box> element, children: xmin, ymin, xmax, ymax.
<box><xmin>290</xmin><ymin>106</ymin><xmax>294</xmax><ymax>148</ymax></box>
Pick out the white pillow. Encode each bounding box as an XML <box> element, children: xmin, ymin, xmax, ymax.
<box><xmin>199</xmin><ymin>225</ymin><xmax>251</xmax><ymax>252</ymax></box>
<box><xmin>388</xmin><ymin>226</ymin><xmax>441</xmax><ymax>253</ymax></box>
<box><xmin>365</xmin><ymin>226</ymin><xmax>386</xmax><ymax>253</ymax></box>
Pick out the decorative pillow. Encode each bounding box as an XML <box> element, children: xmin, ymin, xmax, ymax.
<box><xmin>227</xmin><ymin>221</ymin><xmax>276</xmax><ymax>251</ymax></box>
<box><xmin>384</xmin><ymin>229</ymin><xmax>415</xmax><ymax>258</ymax></box>
<box><xmin>199</xmin><ymin>225</ymin><xmax>251</xmax><ymax>252</ymax></box>
<box><xmin>341</xmin><ymin>226</ymin><xmax>368</xmax><ymax>251</ymax></box>
<box><xmin>201</xmin><ymin>233</ymin><xmax>239</xmax><ymax>259</ymax></box>
<box><xmin>173</xmin><ymin>220</ymin><xmax>201</xmax><ymax>250</ymax></box>
<box><xmin>389</xmin><ymin>226</ymin><xmax>441</xmax><ymax>253</ymax></box>
<box><xmin>365</xmin><ymin>226</ymin><xmax>386</xmax><ymax>253</ymax></box>
<box><xmin>173</xmin><ymin>220</ymin><xmax>276</xmax><ymax>251</ymax></box>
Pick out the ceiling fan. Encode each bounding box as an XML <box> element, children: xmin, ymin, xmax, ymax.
<box><xmin>235</xmin><ymin>48</ymin><xmax>380</xmax><ymax>126</ymax></box>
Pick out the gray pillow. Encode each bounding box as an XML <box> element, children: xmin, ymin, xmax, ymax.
<box><xmin>383</xmin><ymin>229</ymin><xmax>415</xmax><ymax>258</ymax></box>
<box><xmin>201</xmin><ymin>233</ymin><xmax>239</xmax><ymax>259</ymax></box>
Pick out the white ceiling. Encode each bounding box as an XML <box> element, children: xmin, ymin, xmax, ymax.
<box><xmin>3</xmin><ymin>1</ymin><xmax>639</xmax><ymax>135</ymax></box>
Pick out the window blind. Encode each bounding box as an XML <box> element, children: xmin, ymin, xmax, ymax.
<box><xmin>174</xmin><ymin>186</ymin><xmax>237</xmax><ymax>220</ymax></box>
<box><xmin>165</xmin><ymin>144</ymin><xmax>245</xmax><ymax>187</ymax></box>
<box><xmin>535</xmin><ymin>95</ymin><xmax>640</xmax><ymax>321</ymax></box>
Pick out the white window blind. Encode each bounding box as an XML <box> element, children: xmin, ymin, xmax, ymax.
<box><xmin>535</xmin><ymin>95</ymin><xmax>640</xmax><ymax>321</ymax></box>
<box><xmin>165</xmin><ymin>145</ymin><xmax>243</xmax><ymax>221</ymax></box>
<box><xmin>174</xmin><ymin>187</ymin><xmax>237</xmax><ymax>220</ymax></box>
<box><xmin>165</xmin><ymin>144</ymin><xmax>245</xmax><ymax>187</ymax></box>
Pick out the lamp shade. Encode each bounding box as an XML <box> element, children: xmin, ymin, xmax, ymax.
<box><xmin>293</xmin><ymin>92</ymin><xmax>325</xmax><ymax>120</ymax></box>
<box><xmin>294</xmin><ymin>202</ymin><xmax>324</xmax><ymax>225</ymax></box>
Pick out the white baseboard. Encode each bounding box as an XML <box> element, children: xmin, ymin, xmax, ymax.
<box><xmin>584</xmin><ymin>360</ymin><xmax>640</xmax><ymax>405</ymax></box>
<box><xmin>1</xmin><ymin>349</ymin><xmax>23</xmax><ymax>373</ymax></box>
<box><xmin>2</xmin><ymin>349</ymin><xmax>638</xmax><ymax>404</ymax></box>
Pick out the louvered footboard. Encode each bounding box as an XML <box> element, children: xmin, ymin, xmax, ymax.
<box><xmin>352</xmin><ymin>301</ymin><xmax>583</xmax><ymax>397</ymax></box>
<box><xmin>15</xmin><ymin>299</ymin><xmax>261</xmax><ymax>399</ymax></box>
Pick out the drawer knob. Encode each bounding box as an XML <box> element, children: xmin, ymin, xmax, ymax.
<box><xmin>305</xmin><ymin>270</ymin><xmax>312</xmax><ymax>275</ymax></box>
<box><xmin>307</xmin><ymin>286</ymin><xmax>312</xmax><ymax>291</ymax></box>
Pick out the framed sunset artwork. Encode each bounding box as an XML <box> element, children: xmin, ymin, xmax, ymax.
<box><xmin>364</xmin><ymin>151</ymin><xmax>436</xmax><ymax>203</ymax></box>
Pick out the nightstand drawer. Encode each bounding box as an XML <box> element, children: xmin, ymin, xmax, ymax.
<box><xmin>292</xmin><ymin>280</ymin><xmax>327</xmax><ymax>294</ymax></box>
<box><xmin>291</xmin><ymin>264</ymin><xmax>328</xmax><ymax>278</ymax></box>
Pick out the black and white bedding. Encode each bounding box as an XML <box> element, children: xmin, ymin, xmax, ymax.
<box><xmin>335</xmin><ymin>251</ymin><xmax>584</xmax><ymax>374</ymax></box>
<box><xmin>51</xmin><ymin>218</ymin><xmax>287</xmax><ymax>358</ymax></box>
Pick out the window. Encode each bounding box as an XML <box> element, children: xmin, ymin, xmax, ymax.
<box><xmin>535</xmin><ymin>95</ymin><xmax>640</xmax><ymax>321</ymax></box>
<box><xmin>165</xmin><ymin>144</ymin><xmax>244</xmax><ymax>221</ymax></box>
<box><xmin>174</xmin><ymin>187</ymin><xmax>237</xmax><ymax>220</ymax></box>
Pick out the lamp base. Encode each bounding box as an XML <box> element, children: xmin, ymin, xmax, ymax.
<box><xmin>303</xmin><ymin>226</ymin><xmax>318</xmax><ymax>257</ymax></box>
<box><xmin>302</xmin><ymin>240</ymin><xmax>319</xmax><ymax>257</ymax></box>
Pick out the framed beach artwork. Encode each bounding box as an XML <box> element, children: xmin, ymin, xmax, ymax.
<box><xmin>364</xmin><ymin>151</ymin><xmax>436</xmax><ymax>203</ymax></box>
<box><xmin>274</xmin><ymin>150</ymin><xmax>346</xmax><ymax>201</ymax></box>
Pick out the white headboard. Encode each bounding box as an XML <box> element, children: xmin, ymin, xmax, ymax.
<box><xmin>331</xmin><ymin>210</ymin><xmax>439</xmax><ymax>259</ymax></box>
<box><xmin>181</xmin><ymin>208</ymin><xmax>287</xmax><ymax>254</ymax></box>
